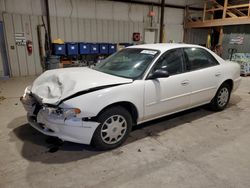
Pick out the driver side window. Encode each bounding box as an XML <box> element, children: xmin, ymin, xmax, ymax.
<box><xmin>152</xmin><ymin>48</ymin><xmax>184</xmax><ymax>76</ymax></box>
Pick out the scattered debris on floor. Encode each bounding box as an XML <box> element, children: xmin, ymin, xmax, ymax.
<box><xmin>45</xmin><ymin>137</ymin><xmax>64</xmax><ymax>153</ymax></box>
<box><xmin>0</xmin><ymin>96</ymin><xmax>6</xmax><ymax>101</ymax></box>
<box><xmin>145</xmin><ymin>130</ymin><xmax>160</xmax><ymax>137</ymax></box>
<box><xmin>112</xmin><ymin>149</ymin><xmax>123</xmax><ymax>155</ymax></box>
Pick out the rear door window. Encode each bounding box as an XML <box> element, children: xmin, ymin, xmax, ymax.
<box><xmin>184</xmin><ymin>48</ymin><xmax>219</xmax><ymax>71</ymax></box>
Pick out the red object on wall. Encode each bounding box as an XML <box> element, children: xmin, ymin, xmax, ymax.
<box><xmin>133</xmin><ymin>32</ymin><xmax>140</xmax><ymax>42</ymax></box>
<box><xmin>26</xmin><ymin>40</ymin><xmax>33</xmax><ymax>55</ymax></box>
<box><xmin>148</xmin><ymin>11</ymin><xmax>155</xmax><ymax>17</ymax></box>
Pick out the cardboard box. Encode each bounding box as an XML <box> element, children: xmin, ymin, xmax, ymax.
<box><xmin>60</xmin><ymin>59</ymin><xmax>72</xmax><ymax>65</ymax></box>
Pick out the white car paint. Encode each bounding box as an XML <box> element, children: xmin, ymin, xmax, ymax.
<box><xmin>31</xmin><ymin>67</ymin><xmax>133</xmax><ymax>104</ymax></box>
<box><xmin>21</xmin><ymin>43</ymin><xmax>241</xmax><ymax>145</ymax></box>
<box><xmin>144</xmin><ymin>73</ymin><xmax>192</xmax><ymax>120</ymax></box>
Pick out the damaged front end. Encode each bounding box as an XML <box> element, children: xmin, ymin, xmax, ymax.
<box><xmin>20</xmin><ymin>86</ymin><xmax>100</xmax><ymax>144</ymax></box>
<box><xmin>20</xmin><ymin>68</ymin><xmax>133</xmax><ymax>144</ymax></box>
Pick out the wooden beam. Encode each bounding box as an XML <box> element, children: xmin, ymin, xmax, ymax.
<box><xmin>206</xmin><ymin>0</ymin><xmax>220</xmax><ymax>6</ymax></box>
<box><xmin>226</xmin><ymin>11</ymin><xmax>238</xmax><ymax>18</ymax></box>
<box><xmin>231</xmin><ymin>8</ymin><xmax>246</xmax><ymax>17</ymax></box>
<box><xmin>185</xmin><ymin>17</ymin><xmax>250</xmax><ymax>28</ymax></box>
<box><xmin>206</xmin><ymin>7</ymin><xmax>224</xmax><ymax>12</ymax></box>
<box><xmin>239</xmin><ymin>8</ymin><xmax>248</xmax><ymax>12</ymax></box>
<box><xmin>248</xmin><ymin>3</ymin><xmax>250</xmax><ymax>16</ymax></box>
<box><xmin>203</xmin><ymin>1</ymin><xmax>207</xmax><ymax>21</ymax></box>
<box><xmin>222</xmin><ymin>0</ymin><xmax>228</xmax><ymax>19</ymax></box>
<box><xmin>227</xmin><ymin>4</ymin><xmax>249</xmax><ymax>9</ymax></box>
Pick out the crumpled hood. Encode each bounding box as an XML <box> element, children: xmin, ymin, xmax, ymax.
<box><xmin>31</xmin><ymin>67</ymin><xmax>133</xmax><ymax>104</ymax></box>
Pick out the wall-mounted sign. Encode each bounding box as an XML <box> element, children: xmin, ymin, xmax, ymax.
<box><xmin>133</xmin><ymin>32</ymin><xmax>141</xmax><ymax>42</ymax></box>
<box><xmin>14</xmin><ymin>32</ymin><xmax>26</xmax><ymax>46</ymax></box>
<box><xmin>229</xmin><ymin>35</ymin><xmax>244</xmax><ymax>45</ymax></box>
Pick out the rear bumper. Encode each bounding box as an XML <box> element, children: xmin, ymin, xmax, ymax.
<box><xmin>27</xmin><ymin>110</ymin><xmax>99</xmax><ymax>145</ymax></box>
<box><xmin>232</xmin><ymin>77</ymin><xmax>241</xmax><ymax>92</ymax></box>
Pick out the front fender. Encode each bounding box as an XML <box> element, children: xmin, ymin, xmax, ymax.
<box><xmin>59</xmin><ymin>80</ymin><xmax>145</xmax><ymax>121</ymax></box>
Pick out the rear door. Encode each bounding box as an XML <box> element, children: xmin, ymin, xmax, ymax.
<box><xmin>183</xmin><ymin>47</ymin><xmax>221</xmax><ymax>106</ymax></box>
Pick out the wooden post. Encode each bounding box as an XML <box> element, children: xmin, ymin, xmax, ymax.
<box><xmin>218</xmin><ymin>27</ymin><xmax>223</xmax><ymax>45</ymax></box>
<box><xmin>211</xmin><ymin>5</ymin><xmax>214</xmax><ymax>20</ymax></box>
<box><xmin>248</xmin><ymin>1</ymin><xmax>250</xmax><ymax>17</ymax></box>
<box><xmin>159</xmin><ymin>0</ymin><xmax>165</xmax><ymax>43</ymax></box>
<box><xmin>45</xmin><ymin>0</ymin><xmax>52</xmax><ymax>55</ymax></box>
<box><xmin>183</xmin><ymin>6</ymin><xmax>188</xmax><ymax>41</ymax></box>
<box><xmin>206</xmin><ymin>29</ymin><xmax>211</xmax><ymax>49</ymax></box>
<box><xmin>222</xmin><ymin>0</ymin><xmax>228</xmax><ymax>19</ymax></box>
<box><xmin>203</xmin><ymin>1</ymin><xmax>207</xmax><ymax>21</ymax></box>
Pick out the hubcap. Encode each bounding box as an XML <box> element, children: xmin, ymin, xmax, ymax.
<box><xmin>217</xmin><ymin>87</ymin><xmax>229</xmax><ymax>107</ymax></box>
<box><xmin>101</xmin><ymin>115</ymin><xmax>127</xmax><ymax>144</ymax></box>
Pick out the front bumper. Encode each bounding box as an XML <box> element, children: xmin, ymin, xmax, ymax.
<box><xmin>21</xmin><ymin>93</ymin><xmax>99</xmax><ymax>145</ymax></box>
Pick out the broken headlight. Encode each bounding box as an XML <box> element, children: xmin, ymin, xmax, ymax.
<box><xmin>44</xmin><ymin>107</ymin><xmax>81</xmax><ymax>118</ymax></box>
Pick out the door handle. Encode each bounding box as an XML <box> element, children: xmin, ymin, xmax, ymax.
<box><xmin>181</xmin><ymin>80</ymin><xmax>189</xmax><ymax>86</ymax></box>
<box><xmin>215</xmin><ymin>72</ymin><xmax>221</xmax><ymax>77</ymax></box>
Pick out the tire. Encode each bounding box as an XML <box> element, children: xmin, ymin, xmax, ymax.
<box><xmin>92</xmin><ymin>106</ymin><xmax>132</xmax><ymax>150</ymax></box>
<box><xmin>209</xmin><ymin>83</ymin><xmax>231</xmax><ymax>111</ymax></box>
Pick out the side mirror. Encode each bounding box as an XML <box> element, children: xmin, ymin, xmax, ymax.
<box><xmin>148</xmin><ymin>69</ymin><xmax>170</xmax><ymax>79</ymax></box>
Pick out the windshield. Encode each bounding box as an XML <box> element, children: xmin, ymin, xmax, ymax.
<box><xmin>94</xmin><ymin>48</ymin><xmax>159</xmax><ymax>79</ymax></box>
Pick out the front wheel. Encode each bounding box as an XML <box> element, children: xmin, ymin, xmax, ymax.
<box><xmin>209</xmin><ymin>83</ymin><xmax>231</xmax><ymax>111</ymax></box>
<box><xmin>92</xmin><ymin>106</ymin><xmax>132</xmax><ymax>150</ymax></box>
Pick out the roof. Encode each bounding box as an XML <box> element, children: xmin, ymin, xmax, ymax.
<box><xmin>128</xmin><ymin>43</ymin><xmax>203</xmax><ymax>53</ymax></box>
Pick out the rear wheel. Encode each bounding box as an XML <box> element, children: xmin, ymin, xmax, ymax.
<box><xmin>92</xmin><ymin>106</ymin><xmax>132</xmax><ymax>150</ymax></box>
<box><xmin>209</xmin><ymin>83</ymin><xmax>231</xmax><ymax>111</ymax></box>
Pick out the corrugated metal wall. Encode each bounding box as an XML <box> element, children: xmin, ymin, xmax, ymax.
<box><xmin>3</xmin><ymin>14</ymin><xmax>43</xmax><ymax>77</ymax></box>
<box><xmin>3</xmin><ymin>13</ymin><xmax>144</xmax><ymax>77</ymax></box>
<box><xmin>49</xmin><ymin>17</ymin><xmax>144</xmax><ymax>43</ymax></box>
<box><xmin>184</xmin><ymin>28</ymin><xmax>209</xmax><ymax>45</ymax></box>
<box><xmin>222</xmin><ymin>25</ymin><xmax>250</xmax><ymax>59</ymax></box>
<box><xmin>0</xmin><ymin>0</ymin><xmax>189</xmax><ymax>77</ymax></box>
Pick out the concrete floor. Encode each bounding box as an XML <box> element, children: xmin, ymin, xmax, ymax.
<box><xmin>0</xmin><ymin>76</ymin><xmax>250</xmax><ymax>188</ymax></box>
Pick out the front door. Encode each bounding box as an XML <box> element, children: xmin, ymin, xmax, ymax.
<box><xmin>144</xmin><ymin>48</ymin><xmax>192</xmax><ymax>120</ymax></box>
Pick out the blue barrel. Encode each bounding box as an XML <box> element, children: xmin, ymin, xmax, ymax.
<box><xmin>79</xmin><ymin>43</ymin><xmax>91</xmax><ymax>55</ymax></box>
<box><xmin>90</xmin><ymin>43</ymin><xmax>99</xmax><ymax>54</ymax></box>
<box><xmin>99</xmin><ymin>43</ymin><xmax>109</xmax><ymax>54</ymax></box>
<box><xmin>108</xmin><ymin>43</ymin><xmax>117</xmax><ymax>54</ymax></box>
<box><xmin>66</xmin><ymin>42</ymin><xmax>78</xmax><ymax>55</ymax></box>
<box><xmin>46</xmin><ymin>55</ymin><xmax>60</xmax><ymax>70</ymax></box>
<box><xmin>53</xmin><ymin>44</ymin><xmax>66</xmax><ymax>56</ymax></box>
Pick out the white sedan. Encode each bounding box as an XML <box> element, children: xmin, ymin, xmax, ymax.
<box><xmin>21</xmin><ymin>43</ymin><xmax>241</xmax><ymax>149</ymax></box>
